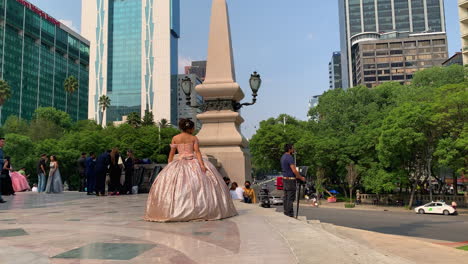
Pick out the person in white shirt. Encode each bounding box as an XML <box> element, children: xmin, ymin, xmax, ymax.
<box><xmin>229</xmin><ymin>182</ymin><xmax>244</xmax><ymax>200</ymax></box>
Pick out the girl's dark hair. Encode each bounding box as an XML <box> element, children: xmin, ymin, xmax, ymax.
<box><xmin>4</xmin><ymin>156</ymin><xmax>10</xmax><ymax>161</ymax></box>
<box><xmin>178</xmin><ymin>118</ymin><xmax>195</xmax><ymax>132</ymax></box>
<box><xmin>230</xmin><ymin>182</ymin><xmax>238</xmax><ymax>191</ymax></box>
<box><xmin>51</xmin><ymin>155</ymin><xmax>57</xmax><ymax>161</ymax></box>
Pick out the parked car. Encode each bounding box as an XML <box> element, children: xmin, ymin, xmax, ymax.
<box><xmin>415</xmin><ymin>202</ymin><xmax>457</xmax><ymax>215</ymax></box>
<box><xmin>269</xmin><ymin>195</ymin><xmax>283</xmax><ymax>205</ymax></box>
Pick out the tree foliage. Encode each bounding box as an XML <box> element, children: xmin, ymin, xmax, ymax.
<box><xmin>0</xmin><ymin>107</ymin><xmax>180</xmax><ymax>190</ymax></box>
<box><xmin>250</xmin><ymin>66</ymin><xmax>467</xmax><ymax>203</ymax></box>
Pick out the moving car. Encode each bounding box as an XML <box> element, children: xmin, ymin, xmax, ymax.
<box><xmin>415</xmin><ymin>202</ymin><xmax>457</xmax><ymax>215</ymax></box>
<box><xmin>269</xmin><ymin>195</ymin><xmax>283</xmax><ymax>205</ymax></box>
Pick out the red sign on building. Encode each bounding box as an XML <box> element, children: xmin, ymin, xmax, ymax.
<box><xmin>16</xmin><ymin>0</ymin><xmax>61</xmax><ymax>26</ymax></box>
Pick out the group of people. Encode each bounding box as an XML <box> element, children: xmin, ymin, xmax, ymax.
<box><xmin>75</xmin><ymin>148</ymin><xmax>136</xmax><ymax>196</ymax></box>
<box><xmin>0</xmin><ymin>138</ymin><xmax>34</xmax><ymax>203</ymax></box>
<box><xmin>227</xmin><ymin>179</ymin><xmax>257</xmax><ymax>204</ymax></box>
<box><xmin>36</xmin><ymin>154</ymin><xmax>63</xmax><ymax>193</ymax></box>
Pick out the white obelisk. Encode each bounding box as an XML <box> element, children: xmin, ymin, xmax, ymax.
<box><xmin>195</xmin><ymin>0</ymin><xmax>252</xmax><ymax>184</ymax></box>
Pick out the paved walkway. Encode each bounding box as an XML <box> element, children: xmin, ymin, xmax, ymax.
<box><xmin>0</xmin><ymin>192</ymin><xmax>466</xmax><ymax>263</ymax></box>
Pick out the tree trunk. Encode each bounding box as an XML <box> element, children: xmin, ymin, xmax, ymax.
<box><xmin>349</xmin><ymin>187</ymin><xmax>353</xmax><ymax>204</ymax></box>
<box><xmin>0</xmin><ymin>105</ymin><xmax>3</xmax><ymax>126</ymax></box>
<box><xmin>453</xmin><ymin>172</ymin><xmax>458</xmax><ymax>196</ymax></box>
<box><xmin>100</xmin><ymin>109</ymin><xmax>104</xmax><ymax>127</ymax></box>
<box><xmin>408</xmin><ymin>182</ymin><xmax>417</xmax><ymax>209</ymax></box>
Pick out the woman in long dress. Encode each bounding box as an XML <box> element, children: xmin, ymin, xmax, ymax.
<box><xmin>0</xmin><ymin>156</ymin><xmax>15</xmax><ymax>195</ymax></box>
<box><xmin>10</xmin><ymin>167</ymin><xmax>30</xmax><ymax>192</ymax></box>
<box><xmin>45</xmin><ymin>155</ymin><xmax>63</xmax><ymax>194</ymax></box>
<box><xmin>144</xmin><ymin>119</ymin><xmax>238</xmax><ymax>222</ymax></box>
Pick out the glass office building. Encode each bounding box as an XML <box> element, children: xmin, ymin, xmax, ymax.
<box><xmin>329</xmin><ymin>52</ymin><xmax>342</xmax><ymax>89</ymax></box>
<box><xmin>0</xmin><ymin>0</ymin><xmax>90</xmax><ymax>123</ymax></box>
<box><xmin>82</xmin><ymin>0</ymin><xmax>180</xmax><ymax>125</ymax></box>
<box><xmin>339</xmin><ymin>0</ymin><xmax>446</xmax><ymax>88</ymax></box>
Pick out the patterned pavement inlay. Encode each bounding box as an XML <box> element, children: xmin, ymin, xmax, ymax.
<box><xmin>0</xmin><ymin>228</ymin><xmax>28</xmax><ymax>237</ymax></box>
<box><xmin>52</xmin><ymin>243</ymin><xmax>156</xmax><ymax>260</ymax></box>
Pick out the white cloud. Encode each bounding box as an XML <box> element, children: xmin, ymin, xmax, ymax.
<box><xmin>59</xmin><ymin>19</ymin><xmax>79</xmax><ymax>32</ymax></box>
<box><xmin>178</xmin><ymin>56</ymin><xmax>193</xmax><ymax>74</ymax></box>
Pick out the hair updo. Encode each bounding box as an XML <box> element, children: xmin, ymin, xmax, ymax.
<box><xmin>178</xmin><ymin>118</ymin><xmax>195</xmax><ymax>132</ymax></box>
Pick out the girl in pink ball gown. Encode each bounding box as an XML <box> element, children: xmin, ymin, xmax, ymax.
<box><xmin>144</xmin><ymin>119</ymin><xmax>237</xmax><ymax>222</ymax></box>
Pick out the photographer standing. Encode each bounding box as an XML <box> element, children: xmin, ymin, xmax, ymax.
<box><xmin>281</xmin><ymin>144</ymin><xmax>305</xmax><ymax>217</ymax></box>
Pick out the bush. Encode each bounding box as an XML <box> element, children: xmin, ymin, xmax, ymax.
<box><xmin>344</xmin><ymin>203</ymin><xmax>355</xmax><ymax>208</ymax></box>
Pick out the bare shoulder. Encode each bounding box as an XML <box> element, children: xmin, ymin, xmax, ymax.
<box><xmin>171</xmin><ymin>133</ymin><xmax>183</xmax><ymax>144</ymax></box>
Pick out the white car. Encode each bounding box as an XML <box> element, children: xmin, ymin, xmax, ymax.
<box><xmin>415</xmin><ymin>202</ymin><xmax>457</xmax><ymax>215</ymax></box>
<box><xmin>269</xmin><ymin>196</ymin><xmax>283</xmax><ymax>205</ymax></box>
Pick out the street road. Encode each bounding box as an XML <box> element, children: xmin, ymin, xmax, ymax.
<box><xmin>275</xmin><ymin>205</ymin><xmax>468</xmax><ymax>242</ymax></box>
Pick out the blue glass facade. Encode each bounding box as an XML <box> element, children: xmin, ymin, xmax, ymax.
<box><xmin>107</xmin><ymin>0</ymin><xmax>142</xmax><ymax>122</ymax></box>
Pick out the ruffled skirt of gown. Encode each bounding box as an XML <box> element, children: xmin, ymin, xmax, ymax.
<box><xmin>144</xmin><ymin>157</ymin><xmax>238</xmax><ymax>222</ymax></box>
<box><xmin>10</xmin><ymin>172</ymin><xmax>30</xmax><ymax>192</ymax></box>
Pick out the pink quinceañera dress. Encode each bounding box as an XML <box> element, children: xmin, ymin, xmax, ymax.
<box><xmin>10</xmin><ymin>172</ymin><xmax>30</xmax><ymax>192</ymax></box>
<box><xmin>144</xmin><ymin>140</ymin><xmax>238</xmax><ymax>222</ymax></box>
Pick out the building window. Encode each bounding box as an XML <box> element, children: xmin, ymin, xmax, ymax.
<box><xmin>376</xmin><ymin>50</ymin><xmax>389</xmax><ymax>56</ymax></box>
<box><xmin>404</xmin><ymin>41</ymin><xmax>416</xmax><ymax>47</ymax></box>
<box><xmin>418</xmin><ymin>40</ymin><xmax>430</xmax><ymax>47</ymax></box>
<box><xmin>432</xmin><ymin>39</ymin><xmax>445</xmax><ymax>46</ymax></box>
<box><xmin>376</xmin><ymin>43</ymin><xmax>388</xmax><ymax>50</ymax></box>
<box><xmin>363</xmin><ymin>52</ymin><xmax>375</xmax><ymax>57</ymax></box>
<box><xmin>390</xmin><ymin>42</ymin><xmax>403</xmax><ymax>49</ymax></box>
<box><xmin>432</xmin><ymin>47</ymin><xmax>446</xmax><ymax>52</ymax></box>
<box><xmin>378</xmin><ymin>76</ymin><xmax>391</xmax><ymax>81</ymax></box>
<box><xmin>392</xmin><ymin>75</ymin><xmax>405</xmax><ymax>80</ymax></box>
<box><xmin>390</xmin><ymin>50</ymin><xmax>403</xmax><ymax>55</ymax></box>
<box><xmin>377</xmin><ymin>63</ymin><xmax>390</xmax><ymax>68</ymax></box>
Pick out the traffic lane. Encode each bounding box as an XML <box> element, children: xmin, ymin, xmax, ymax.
<box><xmin>275</xmin><ymin>205</ymin><xmax>468</xmax><ymax>242</ymax></box>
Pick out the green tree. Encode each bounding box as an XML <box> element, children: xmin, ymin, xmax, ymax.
<box><xmin>98</xmin><ymin>95</ymin><xmax>111</xmax><ymax>126</ymax></box>
<box><xmin>33</xmin><ymin>107</ymin><xmax>72</xmax><ymax>130</ymax></box>
<box><xmin>412</xmin><ymin>65</ymin><xmax>465</xmax><ymax>88</ymax></box>
<box><xmin>3</xmin><ymin>116</ymin><xmax>28</xmax><ymax>135</ymax></box>
<box><xmin>127</xmin><ymin>112</ymin><xmax>142</xmax><ymax>128</ymax></box>
<box><xmin>158</xmin><ymin>118</ymin><xmax>170</xmax><ymax>128</ymax></box>
<box><xmin>63</xmin><ymin>76</ymin><xmax>78</xmax><ymax>114</ymax></box>
<box><xmin>142</xmin><ymin>110</ymin><xmax>155</xmax><ymax>126</ymax></box>
<box><xmin>0</xmin><ymin>79</ymin><xmax>12</xmax><ymax>125</ymax></box>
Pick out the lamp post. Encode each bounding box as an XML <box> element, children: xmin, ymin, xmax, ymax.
<box><xmin>181</xmin><ymin>71</ymin><xmax>262</xmax><ymax>112</ymax></box>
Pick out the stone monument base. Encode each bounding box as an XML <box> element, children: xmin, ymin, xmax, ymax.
<box><xmin>200</xmin><ymin>146</ymin><xmax>252</xmax><ymax>185</ymax></box>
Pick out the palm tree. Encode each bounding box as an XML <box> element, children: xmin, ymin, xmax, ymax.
<box><xmin>98</xmin><ymin>95</ymin><xmax>111</xmax><ymax>126</ymax></box>
<box><xmin>64</xmin><ymin>76</ymin><xmax>78</xmax><ymax>113</ymax></box>
<box><xmin>0</xmin><ymin>80</ymin><xmax>11</xmax><ymax>126</ymax></box>
<box><xmin>158</xmin><ymin>118</ymin><xmax>170</xmax><ymax>128</ymax></box>
<box><xmin>126</xmin><ymin>112</ymin><xmax>142</xmax><ymax>128</ymax></box>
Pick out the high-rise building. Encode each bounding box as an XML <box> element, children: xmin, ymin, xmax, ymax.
<box><xmin>459</xmin><ymin>0</ymin><xmax>468</xmax><ymax>64</ymax></box>
<box><xmin>177</xmin><ymin>74</ymin><xmax>202</xmax><ymax>129</ymax></box>
<box><xmin>442</xmin><ymin>52</ymin><xmax>463</xmax><ymax>66</ymax></box>
<box><xmin>329</xmin><ymin>52</ymin><xmax>342</xmax><ymax>89</ymax></box>
<box><xmin>82</xmin><ymin>0</ymin><xmax>180</xmax><ymax>125</ymax></box>
<box><xmin>0</xmin><ymin>0</ymin><xmax>89</xmax><ymax>123</ymax></box>
<box><xmin>339</xmin><ymin>0</ymin><xmax>446</xmax><ymax>88</ymax></box>
<box><xmin>184</xmin><ymin>60</ymin><xmax>207</xmax><ymax>81</ymax></box>
<box><xmin>353</xmin><ymin>32</ymin><xmax>447</xmax><ymax>87</ymax></box>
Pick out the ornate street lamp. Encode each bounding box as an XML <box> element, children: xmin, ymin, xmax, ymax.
<box><xmin>181</xmin><ymin>71</ymin><xmax>262</xmax><ymax>112</ymax></box>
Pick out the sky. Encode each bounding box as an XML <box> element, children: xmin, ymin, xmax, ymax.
<box><xmin>28</xmin><ymin>0</ymin><xmax>462</xmax><ymax>138</ymax></box>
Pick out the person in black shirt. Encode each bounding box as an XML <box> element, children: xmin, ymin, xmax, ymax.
<box><xmin>95</xmin><ymin>150</ymin><xmax>111</xmax><ymax>196</ymax></box>
<box><xmin>280</xmin><ymin>144</ymin><xmax>305</xmax><ymax>217</ymax></box>
<box><xmin>36</xmin><ymin>154</ymin><xmax>48</xmax><ymax>193</ymax></box>
<box><xmin>86</xmin><ymin>152</ymin><xmax>97</xmax><ymax>195</ymax></box>
<box><xmin>122</xmin><ymin>150</ymin><xmax>135</xmax><ymax>195</ymax></box>
<box><xmin>77</xmin><ymin>152</ymin><xmax>87</xmax><ymax>192</ymax></box>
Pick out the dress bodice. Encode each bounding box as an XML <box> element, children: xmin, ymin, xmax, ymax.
<box><xmin>170</xmin><ymin>143</ymin><xmax>195</xmax><ymax>155</ymax></box>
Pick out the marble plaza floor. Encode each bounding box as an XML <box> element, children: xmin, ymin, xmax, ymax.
<box><xmin>1</xmin><ymin>192</ymin><xmax>462</xmax><ymax>264</ymax></box>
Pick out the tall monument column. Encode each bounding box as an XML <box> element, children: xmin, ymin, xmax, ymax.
<box><xmin>195</xmin><ymin>0</ymin><xmax>252</xmax><ymax>185</ymax></box>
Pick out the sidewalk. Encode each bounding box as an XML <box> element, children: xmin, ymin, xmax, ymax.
<box><xmin>0</xmin><ymin>193</ymin><xmax>467</xmax><ymax>263</ymax></box>
<box><xmin>301</xmin><ymin>200</ymin><xmax>468</xmax><ymax>214</ymax></box>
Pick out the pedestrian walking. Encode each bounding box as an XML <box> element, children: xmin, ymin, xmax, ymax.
<box><xmin>281</xmin><ymin>144</ymin><xmax>305</xmax><ymax>217</ymax></box>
